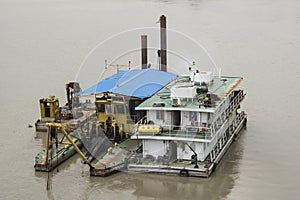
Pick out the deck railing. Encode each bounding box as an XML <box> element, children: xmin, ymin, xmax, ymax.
<box><xmin>133</xmin><ymin>90</ymin><xmax>246</xmax><ymax>140</ymax></box>
<box><xmin>133</xmin><ymin>116</ymin><xmax>148</xmax><ymax>132</ymax></box>
<box><xmin>231</xmin><ymin>111</ymin><xmax>246</xmax><ymax>132</ymax></box>
<box><xmin>135</xmin><ymin>123</ymin><xmax>213</xmax><ymax>140</ymax></box>
<box><xmin>161</xmin><ymin>124</ymin><xmax>213</xmax><ymax>139</ymax></box>
<box><xmin>213</xmin><ymin>90</ymin><xmax>245</xmax><ymax>132</ymax></box>
<box><xmin>226</xmin><ymin>90</ymin><xmax>245</xmax><ymax>117</ymax></box>
<box><xmin>134</xmin><ymin>111</ymin><xmax>246</xmax><ymax>141</ymax></box>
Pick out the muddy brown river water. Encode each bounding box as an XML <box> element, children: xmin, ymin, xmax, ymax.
<box><xmin>0</xmin><ymin>0</ymin><xmax>299</xmax><ymax>199</ymax></box>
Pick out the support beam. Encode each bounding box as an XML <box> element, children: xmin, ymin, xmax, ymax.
<box><xmin>45</xmin><ymin>126</ymin><xmax>50</xmax><ymax>166</ymax></box>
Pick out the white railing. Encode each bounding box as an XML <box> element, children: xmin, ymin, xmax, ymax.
<box><xmin>134</xmin><ymin>112</ymin><xmax>246</xmax><ymax>141</ymax></box>
<box><xmin>232</xmin><ymin>111</ymin><xmax>246</xmax><ymax>130</ymax></box>
<box><xmin>227</xmin><ymin>90</ymin><xmax>245</xmax><ymax>117</ymax></box>
<box><xmin>135</xmin><ymin>123</ymin><xmax>213</xmax><ymax>140</ymax></box>
<box><xmin>133</xmin><ymin>116</ymin><xmax>148</xmax><ymax>133</ymax></box>
<box><xmin>133</xmin><ymin>90</ymin><xmax>245</xmax><ymax>140</ymax></box>
<box><xmin>213</xmin><ymin>90</ymin><xmax>245</xmax><ymax>133</ymax></box>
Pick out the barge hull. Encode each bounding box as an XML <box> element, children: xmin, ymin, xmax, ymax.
<box><xmin>90</xmin><ymin>139</ymin><xmax>141</xmax><ymax>176</ymax></box>
<box><xmin>34</xmin><ymin>140</ymin><xmax>83</xmax><ymax>172</ymax></box>
<box><xmin>128</xmin><ymin>115</ymin><xmax>247</xmax><ymax>177</ymax></box>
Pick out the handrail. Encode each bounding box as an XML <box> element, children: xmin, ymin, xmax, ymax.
<box><xmin>134</xmin><ymin>90</ymin><xmax>245</xmax><ymax>139</ymax></box>
<box><xmin>134</xmin><ymin>116</ymin><xmax>147</xmax><ymax>132</ymax></box>
<box><xmin>136</xmin><ymin>123</ymin><xmax>213</xmax><ymax>139</ymax></box>
<box><xmin>212</xmin><ymin>90</ymin><xmax>245</xmax><ymax>130</ymax></box>
<box><xmin>134</xmin><ymin>111</ymin><xmax>246</xmax><ymax>140</ymax></box>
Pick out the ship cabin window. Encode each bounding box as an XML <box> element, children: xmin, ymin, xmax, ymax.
<box><xmin>97</xmin><ymin>103</ymin><xmax>105</xmax><ymax>113</ymax></box>
<box><xmin>105</xmin><ymin>104</ymin><xmax>113</xmax><ymax>114</ymax></box>
<box><xmin>44</xmin><ymin>102</ymin><xmax>51</xmax><ymax>117</ymax></box>
<box><xmin>189</xmin><ymin>111</ymin><xmax>198</xmax><ymax>126</ymax></box>
<box><xmin>116</xmin><ymin>104</ymin><xmax>125</xmax><ymax>114</ymax></box>
<box><xmin>112</xmin><ymin>96</ymin><xmax>124</xmax><ymax>103</ymax></box>
<box><xmin>156</xmin><ymin>110</ymin><xmax>164</xmax><ymax>120</ymax></box>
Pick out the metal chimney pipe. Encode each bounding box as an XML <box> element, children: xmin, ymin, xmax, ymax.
<box><xmin>160</xmin><ymin>15</ymin><xmax>167</xmax><ymax>72</ymax></box>
<box><xmin>141</xmin><ymin>34</ymin><xmax>148</xmax><ymax>69</ymax></box>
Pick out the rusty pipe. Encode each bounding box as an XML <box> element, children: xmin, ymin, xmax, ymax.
<box><xmin>141</xmin><ymin>34</ymin><xmax>148</xmax><ymax>69</ymax></box>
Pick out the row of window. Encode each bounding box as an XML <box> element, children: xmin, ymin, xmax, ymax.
<box><xmin>155</xmin><ymin>111</ymin><xmax>199</xmax><ymax>121</ymax></box>
<box><xmin>155</xmin><ymin>111</ymin><xmax>210</xmax><ymax>127</ymax></box>
<box><xmin>97</xmin><ymin>103</ymin><xmax>126</xmax><ymax>114</ymax></box>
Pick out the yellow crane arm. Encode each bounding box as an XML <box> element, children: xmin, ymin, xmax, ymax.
<box><xmin>46</xmin><ymin>123</ymin><xmax>94</xmax><ymax>169</ymax></box>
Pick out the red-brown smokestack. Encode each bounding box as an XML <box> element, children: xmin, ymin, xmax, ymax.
<box><xmin>160</xmin><ymin>15</ymin><xmax>167</xmax><ymax>72</ymax></box>
<box><xmin>141</xmin><ymin>34</ymin><xmax>148</xmax><ymax>69</ymax></box>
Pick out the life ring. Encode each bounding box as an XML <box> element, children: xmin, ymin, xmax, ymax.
<box><xmin>179</xmin><ymin>169</ymin><xmax>189</xmax><ymax>177</ymax></box>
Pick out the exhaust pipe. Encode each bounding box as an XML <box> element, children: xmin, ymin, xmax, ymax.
<box><xmin>160</xmin><ymin>15</ymin><xmax>167</xmax><ymax>72</ymax></box>
<box><xmin>141</xmin><ymin>34</ymin><xmax>148</xmax><ymax>69</ymax></box>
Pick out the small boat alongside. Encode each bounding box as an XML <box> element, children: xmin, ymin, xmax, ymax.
<box><xmin>34</xmin><ymin>123</ymin><xmax>83</xmax><ymax>172</ymax></box>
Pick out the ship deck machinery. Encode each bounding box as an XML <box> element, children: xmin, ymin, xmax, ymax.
<box><xmin>34</xmin><ymin>123</ymin><xmax>85</xmax><ymax>172</ymax></box>
<box><xmin>35</xmin><ymin>82</ymin><xmax>95</xmax><ymax>133</ymax></box>
<box><xmin>34</xmin><ymin>122</ymin><xmax>141</xmax><ymax>176</ymax></box>
<box><xmin>129</xmin><ymin>70</ymin><xmax>247</xmax><ymax>177</ymax></box>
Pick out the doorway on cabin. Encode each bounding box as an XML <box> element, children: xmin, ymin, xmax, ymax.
<box><xmin>172</xmin><ymin>111</ymin><xmax>181</xmax><ymax>130</ymax></box>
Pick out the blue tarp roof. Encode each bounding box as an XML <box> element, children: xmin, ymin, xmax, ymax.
<box><xmin>78</xmin><ymin>69</ymin><xmax>177</xmax><ymax>98</ymax></box>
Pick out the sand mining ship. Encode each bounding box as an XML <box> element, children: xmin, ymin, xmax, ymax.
<box><xmin>34</xmin><ymin>15</ymin><xmax>246</xmax><ymax>178</ymax></box>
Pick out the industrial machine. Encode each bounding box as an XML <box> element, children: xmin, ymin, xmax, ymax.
<box><xmin>95</xmin><ymin>93</ymin><xmax>144</xmax><ymax>142</ymax></box>
<box><xmin>39</xmin><ymin>96</ymin><xmax>61</xmax><ymax>121</ymax></box>
<box><xmin>35</xmin><ymin>96</ymin><xmax>61</xmax><ymax>131</ymax></box>
<box><xmin>61</xmin><ymin>82</ymin><xmax>82</xmax><ymax>120</ymax></box>
<box><xmin>35</xmin><ymin>82</ymin><xmax>84</xmax><ymax>132</ymax></box>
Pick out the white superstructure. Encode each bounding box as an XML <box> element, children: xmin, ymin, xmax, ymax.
<box><xmin>129</xmin><ymin>71</ymin><xmax>247</xmax><ymax>177</ymax></box>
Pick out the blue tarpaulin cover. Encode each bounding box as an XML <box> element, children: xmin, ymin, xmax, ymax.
<box><xmin>78</xmin><ymin>69</ymin><xmax>177</xmax><ymax>98</ymax></box>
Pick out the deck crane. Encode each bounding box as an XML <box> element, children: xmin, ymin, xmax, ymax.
<box><xmin>45</xmin><ymin>123</ymin><xmax>94</xmax><ymax>169</ymax></box>
<box><xmin>185</xmin><ymin>143</ymin><xmax>199</xmax><ymax>169</ymax></box>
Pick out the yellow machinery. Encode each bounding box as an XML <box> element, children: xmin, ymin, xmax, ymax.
<box><xmin>93</xmin><ymin>62</ymin><xmax>145</xmax><ymax>141</ymax></box>
<box><xmin>44</xmin><ymin>123</ymin><xmax>93</xmax><ymax>169</ymax></box>
<box><xmin>95</xmin><ymin>93</ymin><xmax>144</xmax><ymax>141</ymax></box>
<box><xmin>137</xmin><ymin>125</ymin><xmax>161</xmax><ymax>134</ymax></box>
<box><xmin>39</xmin><ymin>96</ymin><xmax>61</xmax><ymax>121</ymax></box>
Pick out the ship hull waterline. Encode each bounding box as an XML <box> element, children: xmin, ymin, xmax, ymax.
<box><xmin>127</xmin><ymin>115</ymin><xmax>247</xmax><ymax>178</ymax></box>
<box><xmin>34</xmin><ymin>139</ymin><xmax>83</xmax><ymax>172</ymax></box>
